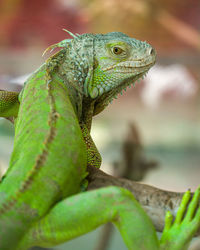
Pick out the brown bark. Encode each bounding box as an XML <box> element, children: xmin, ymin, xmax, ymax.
<box><xmin>87</xmin><ymin>165</ymin><xmax>185</xmax><ymax>232</ymax></box>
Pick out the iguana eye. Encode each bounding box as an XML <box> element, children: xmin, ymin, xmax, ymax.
<box><xmin>112</xmin><ymin>47</ymin><xmax>124</xmax><ymax>55</ymax></box>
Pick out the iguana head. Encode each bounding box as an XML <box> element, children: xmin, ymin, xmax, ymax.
<box><xmin>88</xmin><ymin>32</ymin><xmax>155</xmax><ymax>98</ymax></box>
<box><xmin>89</xmin><ymin>32</ymin><xmax>156</xmax><ymax>114</ymax></box>
<box><xmin>46</xmin><ymin>31</ymin><xmax>156</xmax><ymax>116</ymax></box>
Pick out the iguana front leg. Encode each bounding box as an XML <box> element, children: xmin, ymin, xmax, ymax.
<box><xmin>0</xmin><ymin>90</ymin><xmax>19</xmax><ymax>117</ymax></box>
<box><xmin>18</xmin><ymin>186</ymin><xmax>159</xmax><ymax>250</ymax></box>
<box><xmin>18</xmin><ymin>186</ymin><xmax>200</xmax><ymax>250</ymax></box>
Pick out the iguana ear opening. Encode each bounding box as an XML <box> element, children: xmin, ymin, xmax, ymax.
<box><xmin>88</xmin><ymin>86</ymin><xmax>98</xmax><ymax>99</ymax></box>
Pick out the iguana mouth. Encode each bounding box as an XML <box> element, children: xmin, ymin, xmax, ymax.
<box><xmin>108</xmin><ymin>65</ymin><xmax>153</xmax><ymax>74</ymax></box>
<box><xmin>102</xmin><ymin>60</ymin><xmax>155</xmax><ymax>72</ymax></box>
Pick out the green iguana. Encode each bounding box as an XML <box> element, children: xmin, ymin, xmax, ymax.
<box><xmin>0</xmin><ymin>31</ymin><xmax>200</xmax><ymax>250</ymax></box>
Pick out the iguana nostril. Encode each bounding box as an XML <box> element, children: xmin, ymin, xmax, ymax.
<box><xmin>148</xmin><ymin>47</ymin><xmax>154</xmax><ymax>56</ymax></box>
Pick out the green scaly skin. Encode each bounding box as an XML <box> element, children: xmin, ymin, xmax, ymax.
<box><xmin>0</xmin><ymin>90</ymin><xmax>19</xmax><ymax>117</ymax></box>
<box><xmin>0</xmin><ymin>31</ymin><xmax>200</xmax><ymax>250</ymax></box>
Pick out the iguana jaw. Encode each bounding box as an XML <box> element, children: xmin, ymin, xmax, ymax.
<box><xmin>93</xmin><ymin>61</ymin><xmax>155</xmax><ymax>115</ymax></box>
<box><xmin>87</xmin><ymin>62</ymin><xmax>153</xmax><ymax>100</ymax></box>
<box><xmin>93</xmin><ymin>72</ymin><xmax>143</xmax><ymax>115</ymax></box>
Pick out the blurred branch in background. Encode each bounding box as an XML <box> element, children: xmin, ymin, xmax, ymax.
<box><xmin>113</xmin><ymin>123</ymin><xmax>158</xmax><ymax>180</ymax></box>
<box><xmin>156</xmin><ymin>9</ymin><xmax>200</xmax><ymax>50</ymax></box>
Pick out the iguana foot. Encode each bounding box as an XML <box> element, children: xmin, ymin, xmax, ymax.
<box><xmin>160</xmin><ymin>186</ymin><xmax>200</xmax><ymax>250</ymax></box>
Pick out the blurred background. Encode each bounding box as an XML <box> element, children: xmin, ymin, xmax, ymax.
<box><xmin>0</xmin><ymin>0</ymin><xmax>200</xmax><ymax>249</ymax></box>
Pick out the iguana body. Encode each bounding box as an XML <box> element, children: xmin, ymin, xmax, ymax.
<box><xmin>0</xmin><ymin>31</ymin><xmax>200</xmax><ymax>250</ymax></box>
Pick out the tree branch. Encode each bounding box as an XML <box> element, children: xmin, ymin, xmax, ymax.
<box><xmin>87</xmin><ymin>165</ymin><xmax>185</xmax><ymax>233</ymax></box>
